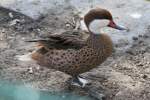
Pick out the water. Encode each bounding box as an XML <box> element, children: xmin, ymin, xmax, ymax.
<box><xmin>0</xmin><ymin>81</ymin><xmax>92</xmax><ymax>100</ymax></box>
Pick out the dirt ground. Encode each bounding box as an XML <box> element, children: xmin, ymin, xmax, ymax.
<box><xmin>0</xmin><ymin>4</ymin><xmax>150</xmax><ymax>100</ymax></box>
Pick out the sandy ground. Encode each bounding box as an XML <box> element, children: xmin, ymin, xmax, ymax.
<box><xmin>0</xmin><ymin>0</ymin><xmax>150</xmax><ymax>44</ymax></box>
<box><xmin>0</xmin><ymin>0</ymin><xmax>150</xmax><ymax>100</ymax></box>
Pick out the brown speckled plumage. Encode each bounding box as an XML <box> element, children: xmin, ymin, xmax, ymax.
<box><xmin>31</xmin><ymin>8</ymin><xmax>114</xmax><ymax>77</ymax></box>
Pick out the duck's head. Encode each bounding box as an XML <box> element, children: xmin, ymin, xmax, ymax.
<box><xmin>84</xmin><ymin>8</ymin><xmax>127</xmax><ymax>34</ymax></box>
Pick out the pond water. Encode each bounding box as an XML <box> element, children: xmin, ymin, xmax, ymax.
<box><xmin>0</xmin><ymin>81</ymin><xmax>92</xmax><ymax>100</ymax></box>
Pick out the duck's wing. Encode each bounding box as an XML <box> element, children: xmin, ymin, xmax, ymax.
<box><xmin>26</xmin><ymin>31</ymin><xmax>87</xmax><ymax>50</ymax></box>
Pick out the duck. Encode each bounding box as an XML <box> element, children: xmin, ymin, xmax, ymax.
<box><xmin>27</xmin><ymin>8</ymin><xmax>127</xmax><ymax>87</ymax></box>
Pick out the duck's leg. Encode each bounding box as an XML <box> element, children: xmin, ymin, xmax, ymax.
<box><xmin>69</xmin><ymin>75</ymin><xmax>89</xmax><ymax>88</ymax></box>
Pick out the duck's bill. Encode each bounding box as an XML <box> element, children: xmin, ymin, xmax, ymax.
<box><xmin>114</xmin><ymin>24</ymin><xmax>127</xmax><ymax>30</ymax></box>
<box><xmin>108</xmin><ymin>20</ymin><xmax>128</xmax><ymax>30</ymax></box>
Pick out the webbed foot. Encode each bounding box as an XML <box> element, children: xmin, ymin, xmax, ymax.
<box><xmin>67</xmin><ymin>76</ymin><xmax>89</xmax><ymax>88</ymax></box>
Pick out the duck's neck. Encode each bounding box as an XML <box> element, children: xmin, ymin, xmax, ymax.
<box><xmin>87</xmin><ymin>33</ymin><xmax>113</xmax><ymax>51</ymax></box>
<box><xmin>87</xmin><ymin>34</ymin><xmax>102</xmax><ymax>49</ymax></box>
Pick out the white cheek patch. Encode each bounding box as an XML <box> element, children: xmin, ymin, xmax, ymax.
<box><xmin>89</xmin><ymin>19</ymin><xmax>110</xmax><ymax>34</ymax></box>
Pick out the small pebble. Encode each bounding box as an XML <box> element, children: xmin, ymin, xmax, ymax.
<box><xmin>37</xmin><ymin>29</ymin><xmax>41</xmax><ymax>32</ymax></box>
<box><xmin>36</xmin><ymin>66</ymin><xmax>40</xmax><ymax>70</ymax></box>
<box><xmin>137</xmin><ymin>63</ymin><xmax>143</xmax><ymax>66</ymax></box>
<box><xmin>126</xmin><ymin>50</ymin><xmax>135</xmax><ymax>55</ymax></box>
<box><xmin>142</xmin><ymin>74</ymin><xmax>148</xmax><ymax>79</ymax></box>
<box><xmin>138</xmin><ymin>40</ymin><xmax>144</xmax><ymax>44</ymax></box>
<box><xmin>138</xmin><ymin>35</ymin><xmax>143</xmax><ymax>37</ymax></box>
<box><xmin>143</xmin><ymin>35</ymin><xmax>149</xmax><ymax>38</ymax></box>
<box><xmin>132</xmin><ymin>37</ymin><xmax>138</xmax><ymax>41</ymax></box>
<box><xmin>28</xmin><ymin>67</ymin><xmax>33</xmax><ymax>74</ymax></box>
<box><xmin>130</xmin><ymin>13</ymin><xmax>142</xmax><ymax>19</ymax></box>
<box><xmin>66</xmin><ymin>23</ymin><xmax>71</xmax><ymax>28</ymax></box>
<box><xmin>9</xmin><ymin>19</ymin><xmax>20</xmax><ymax>26</ymax></box>
<box><xmin>55</xmin><ymin>17</ymin><xmax>58</xmax><ymax>20</ymax></box>
<box><xmin>8</xmin><ymin>12</ymin><xmax>14</xmax><ymax>18</ymax></box>
<box><xmin>114</xmin><ymin>64</ymin><xmax>118</xmax><ymax>67</ymax></box>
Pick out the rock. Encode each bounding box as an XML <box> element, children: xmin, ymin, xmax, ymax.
<box><xmin>143</xmin><ymin>35</ymin><xmax>149</xmax><ymax>39</ymax></box>
<box><xmin>126</xmin><ymin>50</ymin><xmax>136</xmax><ymax>55</ymax></box>
<box><xmin>8</xmin><ymin>12</ymin><xmax>14</xmax><ymax>18</ymax></box>
<box><xmin>9</xmin><ymin>19</ymin><xmax>20</xmax><ymax>26</ymax></box>
<box><xmin>132</xmin><ymin>37</ymin><xmax>138</xmax><ymax>41</ymax></box>
<box><xmin>28</xmin><ymin>67</ymin><xmax>33</xmax><ymax>74</ymax></box>
<box><xmin>142</xmin><ymin>74</ymin><xmax>148</xmax><ymax>79</ymax></box>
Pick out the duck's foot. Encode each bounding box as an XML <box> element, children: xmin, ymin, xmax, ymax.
<box><xmin>67</xmin><ymin>76</ymin><xmax>89</xmax><ymax>88</ymax></box>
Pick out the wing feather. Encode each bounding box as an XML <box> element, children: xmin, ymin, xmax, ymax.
<box><xmin>26</xmin><ymin>31</ymin><xmax>87</xmax><ymax>50</ymax></box>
